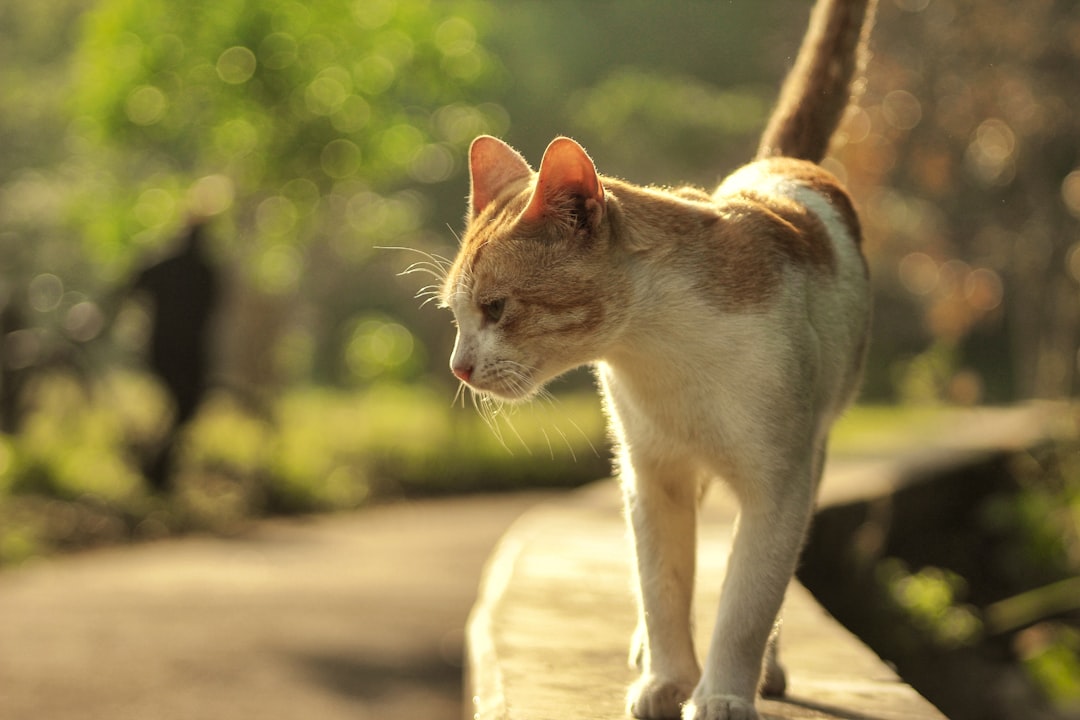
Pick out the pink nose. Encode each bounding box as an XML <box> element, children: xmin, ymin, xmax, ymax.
<box><xmin>452</xmin><ymin>364</ymin><xmax>472</xmax><ymax>383</ymax></box>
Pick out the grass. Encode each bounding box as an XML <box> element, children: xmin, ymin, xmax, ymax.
<box><xmin>0</xmin><ymin>370</ymin><xmax>611</xmax><ymax>565</ymax></box>
<box><xmin>0</xmin><ymin>368</ymin><xmax>1059</xmax><ymax>568</ymax></box>
<box><xmin>831</xmin><ymin>403</ymin><xmax>974</xmax><ymax>456</ymax></box>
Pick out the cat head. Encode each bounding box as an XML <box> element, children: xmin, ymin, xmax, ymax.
<box><xmin>441</xmin><ymin>135</ymin><xmax>629</xmax><ymax>400</ymax></box>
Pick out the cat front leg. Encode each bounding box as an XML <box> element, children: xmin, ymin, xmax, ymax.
<box><xmin>622</xmin><ymin>455</ymin><xmax>702</xmax><ymax>720</ymax></box>
<box><xmin>683</xmin><ymin>459</ymin><xmax>816</xmax><ymax>720</ymax></box>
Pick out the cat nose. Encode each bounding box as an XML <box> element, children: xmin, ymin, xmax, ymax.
<box><xmin>451</xmin><ymin>363</ymin><xmax>473</xmax><ymax>383</ymax></box>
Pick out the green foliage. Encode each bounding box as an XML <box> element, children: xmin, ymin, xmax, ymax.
<box><xmin>66</xmin><ymin>0</ymin><xmax>505</xmax><ymax>282</ymax></box>
<box><xmin>829</xmin><ymin>403</ymin><xmax>956</xmax><ymax>454</ymax></box>
<box><xmin>893</xmin><ymin>341</ymin><xmax>961</xmax><ymax>405</ymax></box>
<box><xmin>1</xmin><ymin>0</ymin><xmax>509</xmax><ymax>400</ymax></box>
<box><xmin>1021</xmin><ymin>625</ymin><xmax>1080</xmax><ymax>709</ymax></box>
<box><xmin>0</xmin><ymin>371</ymin><xmax>158</xmax><ymax>564</ymax></box>
<box><xmin>984</xmin><ymin>441</ymin><xmax>1080</xmax><ymax>708</ymax></box>
<box><xmin>340</xmin><ymin>313</ymin><xmax>426</xmax><ymax>382</ymax></box>
<box><xmin>565</xmin><ymin>70</ymin><xmax>768</xmax><ymax>185</ymax></box>
<box><xmin>0</xmin><ymin>371</ymin><xmax>609</xmax><ymax>565</ymax></box>
<box><xmin>15</xmin><ymin>374</ymin><xmax>145</xmax><ymax>503</ymax></box>
<box><xmin>179</xmin><ymin>382</ymin><xmax>609</xmax><ymax>512</ymax></box>
<box><xmin>878</xmin><ymin>559</ymin><xmax>983</xmax><ymax>648</ymax></box>
<box><xmin>871</xmin><ymin>436</ymin><xmax>1080</xmax><ymax>710</ymax></box>
<box><xmin>983</xmin><ymin>444</ymin><xmax>1080</xmax><ymax>588</ymax></box>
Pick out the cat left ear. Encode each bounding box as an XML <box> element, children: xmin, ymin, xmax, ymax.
<box><xmin>469</xmin><ymin>136</ymin><xmax>533</xmax><ymax>219</ymax></box>
<box><xmin>521</xmin><ymin>137</ymin><xmax>605</xmax><ymax>231</ymax></box>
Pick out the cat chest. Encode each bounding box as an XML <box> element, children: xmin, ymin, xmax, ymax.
<box><xmin>598</xmin><ymin>354</ymin><xmax>778</xmax><ymax>458</ymax></box>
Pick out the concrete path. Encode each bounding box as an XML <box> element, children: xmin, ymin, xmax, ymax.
<box><xmin>0</xmin><ymin>492</ymin><xmax>555</xmax><ymax>720</ymax></box>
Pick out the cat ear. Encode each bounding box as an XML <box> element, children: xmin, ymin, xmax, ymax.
<box><xmin>468</xmin><ymin>135</ymin><xmax>533</xmax><ymax>219</ymax></box>
<box><xmin>521</xmin><ymin>137</ymin><xmax>605</xmax><ymax>230</ymax></box>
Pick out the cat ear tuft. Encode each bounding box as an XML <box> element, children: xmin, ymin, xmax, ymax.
<box><xmin>522</xmin><ymin>137</ymin><xmax>605</xmax><ymax>231</ymax></box>
<box><xmin>469</xmin><ymin>136</ymin><xmax>533</xmax><ymax>219</ymax></box>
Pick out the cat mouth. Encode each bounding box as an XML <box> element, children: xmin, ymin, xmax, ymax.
<box><xmin>464</xmin><ymin>363</ymin><xmax>539</xmax><ymax>402</ymax></box>
<box><xmin>471</xmin><ymin>378</ymin><xmax>536</xmax><ymax>402</ymax></box>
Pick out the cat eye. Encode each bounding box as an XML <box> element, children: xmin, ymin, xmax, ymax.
<box><xmin>481</xmin><ymin>298</ymin><xmax>506</xmax><ymax>324</ymax></box>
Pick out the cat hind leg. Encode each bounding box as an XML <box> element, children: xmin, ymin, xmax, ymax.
<box><xmin>688</xmin><ymin>460</ymin><xmax>817</xmax><ymax>720</ymax></box>
<box><xmin>760</xmin><ymin>623</ymin><xmax>787</xmax><ymax>698</ymax></box>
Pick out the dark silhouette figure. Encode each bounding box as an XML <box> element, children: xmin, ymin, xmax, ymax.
<box><xmin>133</xmin><ymin>221</ymin><xmax>220</xmax><ymax>492</ymax></box>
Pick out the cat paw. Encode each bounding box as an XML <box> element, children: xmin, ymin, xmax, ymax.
<box><xmin>682</xmin><ymin>694</ymin><xmax>758</xmax><ymax>720</ymax></box>
<box><xmin>627</xmin><ymin>674</ymin><xmax>696</xmax><ymax>719</ymax></box>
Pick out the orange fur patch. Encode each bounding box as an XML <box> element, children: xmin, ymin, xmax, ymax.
<box><xmin>750</xmin><ymin>157</ymin><xmax>863</xmax><ymax>246</ymax></box>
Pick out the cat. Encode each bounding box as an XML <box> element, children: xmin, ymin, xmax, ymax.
<box><xmin>438</xmin><ymin>0</ymin><xmax>876</xmax><ymax>718</ymax></box>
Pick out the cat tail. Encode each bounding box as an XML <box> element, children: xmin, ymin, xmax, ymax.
<box><xmin>755</xmin><ymin>0</ymin><xmax>877</xmax><ymax>164</ymax></box>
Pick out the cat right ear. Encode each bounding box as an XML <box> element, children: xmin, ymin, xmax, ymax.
<box><xmin>521</xmin><ymin>137</ymin><xmax>605</xmax><ymax>231</ymax></box>
<box><xmin>468</xmin><ymin>136</ymin><xmax>533</xmax><ymax>219</ymax></box>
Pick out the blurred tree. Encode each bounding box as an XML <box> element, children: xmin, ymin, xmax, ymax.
<box><xmin>63</xmin><ymin>0</ymin><xmax>505</xmax><ymax>389</ymax></box>
<box><xmin>487</xmin><ymin>1</ymin><xmax>783</xmax><ymax>186</ymax></box>
<box><xmin>833</xmin><ymin>0</ymin><xmax>1080</xmax><ymax>401</ymax></box>
<box><xmin>6</xmin><ymin>0</ymin><xmax>1076</xmax><ymax>406</ymax></box>
<box><xmin>0</xmin><ymin>0</ymin><xmax>106</xmax><ymax>430</ymax></box>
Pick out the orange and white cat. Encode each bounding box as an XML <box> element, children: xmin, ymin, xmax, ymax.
<box><xmin>440</xmin><ymin>1</ymin><xmax>876</xmax><ymax>718</ymax></box>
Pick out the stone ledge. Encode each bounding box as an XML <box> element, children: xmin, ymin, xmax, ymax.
<box><xmin>466</xmin><ymin>479</ymin><xmax>948</xmax><ymax>720</ymax></box>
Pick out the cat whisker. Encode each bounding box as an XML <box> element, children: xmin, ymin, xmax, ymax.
<box><xmin>452</xmin><ymin>380</ymin><xmax>468</xmax><ymax>409</ymax></box>
<box><xmin>378</xmin><ymin>246</ymin><xmax>455</xmax><ymax>309</ymax></box>
<box><xmin>471</xmin><ymin>390</ymin><xmax>496</xmax><ymax>433</ymax></box>
<box><xmin>495</xmin><ymin>361</ymin><xmax>599</xmax><ymax>463</ymax></box>
<box><xmin>463</xmin><ymin>375</ymin><xmax>535</xmax><ymax>457</ymax></box>
<box><xmin>475</xmin><ymin>391</ymin><xmax>512</xmax><ymax>453</ymax></box>
<box><xmin>448</xmin><ymin>285</ymin><xmax>471</xmax><ymax>304</ymax></box>
<box><xmin>377</xmin><ymin>245</ymin><xmax>453</xmax><ymax>271</ymax></box>
<box><xmin>497</xmin><ymin>406</ymin><xmax>532</xmax><ymax>456</ymax></box>
<box><xmin>500</xmin><ymin>364</ymin><xmax>532</xmax><ymax>392</ymax></box>
<box><xmin>400</xmin><ymin>259</ymin><xmax>450</xmax><ymax>279</ymax></box>
<box><xmin>379</xmin><ymin>247</ymin><xmax>453</xmax><ymax>299</ymax></box>
<box><xmin>414</xmin><ymin>284</ymin><xmax>444</xmax><ymax>309</ymax></box>
<box><xmin>533</xmin><ymin>386</ymin><xmax>557</xmax><ymax>406</ymax></box>
<box><xmin>503</xmin><ymin>362</ymin><xmax>584</xmax><ymax>461</ymax></box>
<box><xmin>551</xmin><ymin>423</ymin><xmax>578</xmax><ymax>464</ymax></box>
<box><xmin>494</xmin><ymin>373</ymin><xmax>539</xmax><ymax>456</ymax></box>
<box><xmin>532</xmin><ymin>388</ymin><xmax>601</xmax><ymax>462</ymax></box>
<box><xmin>565</xmin><ymin>415</ymin><xmax>602</xmax><ymax>459</ymax></box>
<box><xmin>457</xmin><ymin>362</ymin><xmax>597</xmax><ymax>464</ymax></box>
<box><xmin>445</xmin><ymin>224</ymin><xmax>463</xmax><ymax>247</ymax></box>
<box><xmin>539</xmin><ymin>427</ymin><xmax>556</xmax><ymax>461</ymax></box>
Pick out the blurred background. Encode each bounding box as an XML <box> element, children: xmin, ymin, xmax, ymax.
<box><xmin>1</xmin><ymin>0</ymin><xmax>1078</xmax><ymax>715</ymax></box>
